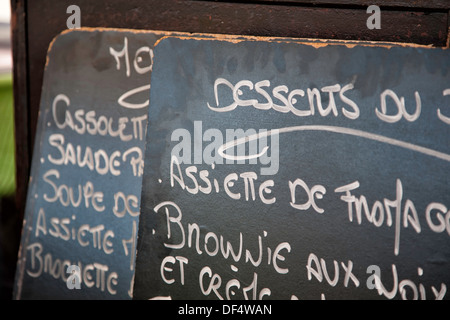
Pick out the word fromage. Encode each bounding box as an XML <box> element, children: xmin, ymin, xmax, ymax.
<box><xmin>47</xmin><ymin>134</ymin><xmax>144</xmax><ymax>177</ymax></box>
<box><xmin>335</xmin><ymin>179</ymin><xmax>450</xmax><ymax>256</ymax></box>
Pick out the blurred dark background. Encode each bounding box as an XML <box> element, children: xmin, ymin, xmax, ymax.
<box><xmin>0</xmin><ymin>0</ymin><xmax>18</xmax><ymax>300</ymax></box>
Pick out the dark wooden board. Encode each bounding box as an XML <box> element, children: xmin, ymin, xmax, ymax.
<box><xmin>133</xmin><ymin>36</ymin><xmax>450</xmax><ymax>300</ymax></box>
<box><xmin>13</xmin><ymin>28</ymin><xmax>173</xmax><ymax>299</ymax></box>
<box><xmin>217</xmin><ymin>0</ymin><xmax>450</xmax><ymax>10</ymax></box>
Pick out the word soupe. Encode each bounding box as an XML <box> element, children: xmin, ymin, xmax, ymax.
<box><xmin>37</xmin><ymin>169</ymin><xmax>139</xmax><ymax>260</ymax></box>
<box><xmin>41</xmin><ymin>168</ymin><xmax>140</xmax><ymax>219</ymax></box>
<box><xmin>154</xmin><ymin>201</ymin><xmax>290</xmax><ymax>300</ymax></box>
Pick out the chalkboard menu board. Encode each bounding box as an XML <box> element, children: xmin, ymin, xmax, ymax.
<box><xmin>133</xmin><ymin>37</ymin><xmax>450</xmax><ymax>300</ymax></box>
<box><xmin>13</xmin><ymin>28</ymin><xmax>171</xmax><ymax>299</ymax></box>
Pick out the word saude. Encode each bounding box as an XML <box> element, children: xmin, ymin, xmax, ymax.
<box><xmin>47</xmin><ymin>134</ymin><xmax>144</xmax><ymax>177</ymax></box>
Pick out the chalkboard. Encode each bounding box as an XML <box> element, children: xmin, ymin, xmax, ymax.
<box><xmin>13</xmin><ymin>28</ymin><xmax>174</xmax><ymax>299</ymax></box>
<box><xmin>133</xmin><ymin>37</ymin><xmax>450</xmax><ymax>300</ymax></box>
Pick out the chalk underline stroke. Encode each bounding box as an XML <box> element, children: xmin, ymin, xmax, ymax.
<box><xmin>218</xmin><ymin>125</ymin><xmax>450</xmax><ymax>162</ymax></box>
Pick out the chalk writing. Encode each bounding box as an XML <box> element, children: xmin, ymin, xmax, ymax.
<box><xmin>157</xmin><ymin>153</ymin><xmax>449</xmax><ymax>299</ymax></box>
<box><xmin>135</xmin><ymin>38</ymin><xmax>450</xmax><ymax>300</ymax></box>
<box><xmin>14</xmin><ymin>31</ymin><xmax>162</xmax><ymax>299</ymax></box>
<box><xmin>109</xmin><ymin>36</ymin><xmax>154</xmax><ymax>109</ymax></box>
<box><xmin>207</xmin><ymin>78</ymin><xmax>360</xmax><ymax>120</ymax></box>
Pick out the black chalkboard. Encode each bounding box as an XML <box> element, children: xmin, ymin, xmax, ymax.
<box><xmin>13</xmin><ymin>28</ymin><xmax>174</xmax><ymax>299</ymax></box>
<box><xmin>133</xmin><ymin>37</ymin><xmax>450</xmax><ymax>300</ymax></box>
